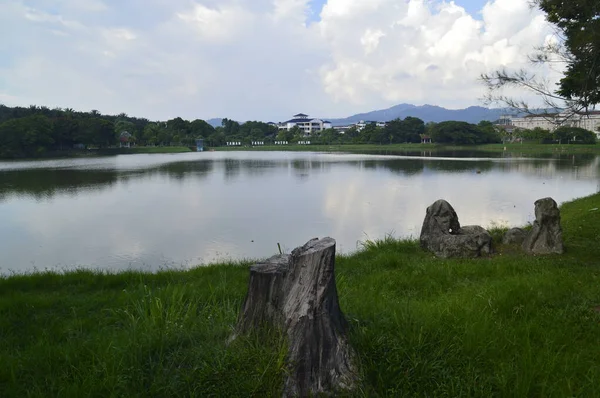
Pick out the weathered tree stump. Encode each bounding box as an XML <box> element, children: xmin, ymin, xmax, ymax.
<box><xmin>234</xmin><ymin>237</ymin><xmax>356</xmax><ymax>397</ymax></box>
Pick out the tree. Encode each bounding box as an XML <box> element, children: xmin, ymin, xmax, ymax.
<box><xmin>0</xmin><ymin>115</ymin><xmax>54</xmax><ymax>157</ymax></box>
<box><xmin>167</xmin><ymin>117</ymin><xmax>189</xmax><ymax>135</ymax></box>
<box><xmin>78</xmin><ymin>118</ymin><xmax>115</xmax><ymax>147</ymax></box>
<box><xmin>343</xmin><ymin>126</ymin><xmax>360</xmax><ymax>143</ymax></box>
<box><xmin>143</xmin><ymin>123</ymin><xmax>161</xmax><ymax>146</ymax></box>
<box><xmin>521</xmin><ymin>127</ymin><xmax>552</xmax><ymax>142</ymax></box>
<box><xmin>206</xmin><ymin>131</ymin><xmax>226</xmax><ymax>147</ymax></box>
<box><xmin>553</xmin><ymin>126</ymin><xmax>597</xmax><ymax>144</ymax></box>
<box><xmin>429</xmin><ymin>121</ymin><xmax>499</xmax><ymax>145</ymax></box>
<box><xmin>190</xmin><ymin>119</ymin><xmax>215</xmax><ymax>138</ymax></box>
<box><xmin>481</xmin><ymin>0</ymin><xmax>600</xmax><ymax>119</ymax></box>
<box><xmin>317</xmin><ymin>128</ymin><xmax>341</xmax><ymax>145</ymax></box>
<box><xmin>477</xmin><ymin>121</ymin><xmax>502</xmax><ymax>143</ymax></box>
<box><xmin>221</xmin><ymin>118</ymin><xmax>241</xmax><ymax>136</ymax></box>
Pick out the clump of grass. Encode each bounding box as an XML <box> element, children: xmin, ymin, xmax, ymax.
<box><xmin>1</xmin><ymin>193</ymin><xmax>600</xmax><ymax>396</ymax></box>
<box><xmin>487</xmin><ymin>220</ymin><xmax>510</xmax><ymax>243</ymax></box>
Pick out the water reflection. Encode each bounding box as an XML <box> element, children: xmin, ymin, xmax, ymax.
<box><xmin>1</xmin><ymin>153</ymin><xmax>598</xmax><ymax>201</ymax></box>
<box><xmin>0</xmin><ymin>151</ymin><xmax>598</xmax><ymax>274</ymax></box>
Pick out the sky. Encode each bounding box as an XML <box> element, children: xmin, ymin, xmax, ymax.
<box><xmin>0</xmin><ymin>0</ymin><xmax>561</xmax><ymax>122</ymax></box>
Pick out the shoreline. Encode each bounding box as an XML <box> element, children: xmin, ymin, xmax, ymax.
<box><xmin>212</xmin><ymin>142</ymin><xmax>600</xmax><ymax>155</ymax></box>
<box><xmin>1</xmin><ymin>142</ymin><xmax>600</xmax><ymax>161</ymax></box>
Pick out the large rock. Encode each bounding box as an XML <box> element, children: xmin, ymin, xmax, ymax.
<box><xmin>233</xmin><ymin>238</ymin><xmax>356</xmax><ymax>397</ymax></box>
<box><xmin>522</xmin><ymin>197</ymin><xmax>564</xmax><ymax>254</ymax></box>
<box><xmin>420</xmin><ymin>200</ymin><xmax>493</xmax><ymax>258</ymax></box>
<box><xmin>503</xmin><ymin>228</ymin><xmax>528</xmax><ymax>245</ymax></box>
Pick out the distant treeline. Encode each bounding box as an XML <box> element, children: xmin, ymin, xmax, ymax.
<box><xmin>0</xmin><ymin>104</ymin><xmax>507</xmax><ymax>158</ymax></box>
<box><xmin>511</xmin><ymin>126</ymin><xmax>597</xmax><ymax>145</ymax></box>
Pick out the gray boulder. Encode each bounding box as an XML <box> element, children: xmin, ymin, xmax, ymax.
<box><xmin>420</xmin><ymin>200</ymin><xmax>493</xmax><ymax>258</ymax></box>
<box><xmin>503</xmin><ymin>228</ymin><xmax>528</xmax><ymax>245</ymax></box>
<box><xmin>522</xmin><ymin>197</ymin><xmax>564</xmax><ymax>254</ymax></box>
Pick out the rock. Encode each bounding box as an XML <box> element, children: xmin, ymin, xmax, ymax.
<box><xmin>420</xmin><ymin>200</ymin><xmax>493</xmax><ymax>258</ymax></box>
<box><xmin>233</xmin><ymin>238</ymin><xmax>356</xmax><ymax>397</ymax></box>
<box><xmin>522</xmin><ymin>197</ymin><xmax>564</xmax><ymax>254</ymax></box>
<box><xmin>503</xmin><ymin>228</ymin><xmax>528</xmax><ymax>245</ymax></box>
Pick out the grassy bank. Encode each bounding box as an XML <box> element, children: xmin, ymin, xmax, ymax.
<box><xmin>1</xmin><ymin>194</ymin><xmax>600</xmax><ymax>396</ymax></box>
<box><xmin>0</xmin><ymin>146</ymin><xmax>194</xmax><ymax>160</ymax></box>
<box><xmin>214</xmin><ymin>142</ymin><xmax>600</xmax><ymax>156</ymax></box>
<box><xmin>94</xmin><ymin>146</ymin><xmax>193</xmax><ymax>155</ymax></box>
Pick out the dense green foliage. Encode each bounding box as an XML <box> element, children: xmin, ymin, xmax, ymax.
<box><xmin>511</xmin><ymin>126</ymin><xmax>597</xmax><ymax>144</ymax></box>
<box><xmin>0</xmin><ymin>105</ymin><xmax>212</xmax><ymax>158</ymax></box>
<box><xmin>482</xmin><ymin>0</ymin><xmax>600</xmax><ymax>115</ymax></box>
<box><xmin>429</xmin><ymin>120</ymin><xmax>501</xmax><ymax>144</ymax></box>
<box><xmin>0</xmin><ymin>105</ymin><xmax>280</xmax><ymax>158</ymax></box>
<box><xmin>1</xmin><ymin>193</ymin><xmax>600</xmax><ymax>396</ymax></box>
<box><xmin>552</xmin><ymin>126</ymin><xmax>597</xmax><ymax>144</ymax></box>
<box><xmin>537</xmin><ymin>0</ymin><xmax>600</xmax><ymax>109</ymax></box>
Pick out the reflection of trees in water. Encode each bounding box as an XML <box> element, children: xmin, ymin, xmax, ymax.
<box><xmin>0</xmin><ymin>160</ymin><xmax>214</xmax><ymax>201</ymax></box>
<box><xmin>359</xmin><ymin>159</ymin><xmax>425</xmax><ymax>175</ymax></box>
<box><xmin>155</xmin><ymin>160</ymin><xmax>213</xmax><ymax>180</ymax></box>
<box><xmin>221</xmin><ymin>159</ymin><xmax>333</xmax><ymax>181</ymax></box>
<box><xmin>223</xmin><ymin>159</ymin><xmax>242</xmax><ymax>180</ymax></box>
<box><xmin>353</xmin><ymin>154</ymin><xmax>600</xmax><ymax>177</ymax></box>
<box><xmin>291</xmin><ymin>159</ymin><xmax>332</xmax><ymax>181</ymax></box>
<box><xmin>0</xmin><ymin>169</ymin><xmax>119</xmax><ymax>201</ymax></box>
<box><xmin>2</xmin><ymin>154</ymin><xmax>598</xmax><ymax>201</ymax></box>
<box><xmin>357</xmin><ymin>158</ymin><xmax>492</xmax><ymax>174</ymax></box>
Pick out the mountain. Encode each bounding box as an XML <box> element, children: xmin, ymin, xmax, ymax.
<box><xmin>327</xmin><ymin>104</ymin><xmax>507</xmax><ymax>126</ymax></box>
<box><xmin>207</xmin><ymin>118</ymin><xmax>223</xmax><ymax>128</ymax></box>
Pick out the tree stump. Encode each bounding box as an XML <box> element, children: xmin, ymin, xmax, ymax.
<box><xmin>234</xmin><ymin>237</ymin><xmax>356</xmax><ymax>397</ymax></box>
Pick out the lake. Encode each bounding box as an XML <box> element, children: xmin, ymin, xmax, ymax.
<box><xmin>1</xmin><ymin>151</ymin><xmax>599</xmax><ymax>274</ymax></box>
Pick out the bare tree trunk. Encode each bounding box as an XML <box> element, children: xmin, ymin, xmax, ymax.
<box><xmin>234</xmin><ymin>238</ymin><xmax>356</xmax><ymax>397</ymax></box>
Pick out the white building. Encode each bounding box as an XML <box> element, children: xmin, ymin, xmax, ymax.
<box><xmin>355</xmin><ymin>120</ymin><xmax>387</xmax><ymax>131</ymax></box>
<box><xmin>278</xmin><ymin>113</ymin><xmax>332</xmax><ymax>136</ymax></box>
<box><xmin>509</xmin><ymin>111</ymin><xmax>600</xmax><ymax>138</ymax></box>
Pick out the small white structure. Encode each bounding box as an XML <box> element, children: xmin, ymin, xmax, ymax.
<box><xmin>355</xmin><ymin>121</ymin><xmax>387</xmax><ymax>132</ymax></box>
<box><xmin>275</xmin><ymin>141</ymin><xmax>289</xmax><ymax>145</ymax></box>
<box><xmin>226</xmin><ymin>142</ymin><xmax>242</xmax><ymax>146</ymax></box>
<box><xmin>251</xmin><ymin>141</ymin><xmax>264</xmax><ymax>146</ymax></box>
<box><xmin>298</xmin><ymin>141</ymin><xmax>311</xmax><ymax>145</ymax></box>
<box><xmin>119</xmin><ymin>131</ymin><xmax>133</xmax><ymax>148</ymax></box>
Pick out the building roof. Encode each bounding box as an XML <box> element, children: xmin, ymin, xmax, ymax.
<box><xmin>522</xmin><ymin>113</ymin><xmax>558</xmax><ymax>118</ymax></box>
<box><xmin>285</xmin><ymin>118</ymin><xmax>323</xmax><ymax>123</ymax></box>
<box><xmin>293</xmin><ymin>113</ymin><xmax>309</xmax><ymax>117</ymax></box>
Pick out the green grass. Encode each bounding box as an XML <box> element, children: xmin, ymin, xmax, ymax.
<box><xmin>95</xmin><ymin>146</ymin><xmax>193</xmax><ymax>155</ymax></box>
<box><xmin>214</xmin><ymin>142</ymin><xmax>600</xmax><ymax>156</ymax></box>
<box><xmin>2</xmin><ymin>193</ymin><xmax>600</xmax><ymax>396</ymax></box>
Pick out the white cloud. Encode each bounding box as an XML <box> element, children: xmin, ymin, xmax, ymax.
<box><xmin>177</xmin><ymin>4</ymin><xmax>252</xmax><ymax>42</ymax></box>
<box><xmin>319</xmin><ymin>0</ymin><xmax>554</xmax><ymax>109</ymax></box>
<box><xmin>0</xmin><ymin>0</ymin><xmax>557</xmax><ymax>120</ymax></box>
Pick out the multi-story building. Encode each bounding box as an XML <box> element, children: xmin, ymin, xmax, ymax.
<box><xmin>509</xmin><ymin>111</ymin><xmax>600</xmax><ymax>138</ymax></box>
<box><xmin>278</xmin><ymin>113</ymin><xmax>332</xmax><ymax>136</ymax></box>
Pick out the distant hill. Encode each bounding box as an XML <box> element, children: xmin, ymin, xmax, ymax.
<box><xmin>327</xmin><ymin>104</ymin><xmax>508</xmax><ymax>126</ymax></box>
<box><xmin>207</xmin><ymin>118</ymin><xmax>223</xmax><ymax>128</ymax></box>
<box><xmin>206</xmin><ymin>104</ymin><xmax>508</xmax><ymax>128</ymax></box>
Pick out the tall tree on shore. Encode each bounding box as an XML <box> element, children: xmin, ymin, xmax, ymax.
<box><xmin>481</xmin><ymin>0</ymin><xmax>600</xmax><ymax>118</ymax></box>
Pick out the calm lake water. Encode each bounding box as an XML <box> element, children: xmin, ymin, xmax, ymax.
<box><xmin>1</xmin><ymin>151</ymin><xmax>599</xmax><ymax>274</ymax></box>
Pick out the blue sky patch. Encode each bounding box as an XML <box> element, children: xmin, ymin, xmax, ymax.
<box><xmin>307</xmin><ymin>0</ymin><xmax>488</xmax><ymax>23</ymax></box>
